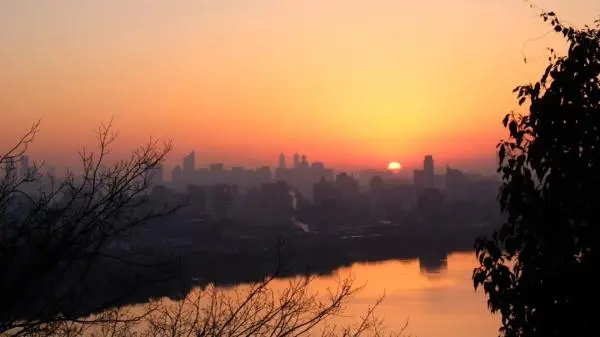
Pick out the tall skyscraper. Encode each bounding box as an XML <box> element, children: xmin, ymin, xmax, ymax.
<box><xmin>183</xmin><ymin>151</ymin><xmax>195</xmax><ymax>182</ymax></box>
<box><xmin>424</xmin><ymin>155</ymin><xmax>434</xmax><ymax>188</ymax></box>
<box><xmin>293</xmin><ymin>153</ymin><xmax>300</xmax><ymax>168</ymax></box>
<box><xmin>278</xmin><ymin>153</ymin><xmax>286</xmax><ymax>169</ymax></box>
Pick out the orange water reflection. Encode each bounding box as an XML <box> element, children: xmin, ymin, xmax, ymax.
<box><xmin>125</xmin><ymin>252</ymin><xmax>498</xmax><ymax>337</ymax></box>
<box><xmin>263</xmin><ymin>251</ymin><xmax>499</xmax><ymax>337</ymax></box>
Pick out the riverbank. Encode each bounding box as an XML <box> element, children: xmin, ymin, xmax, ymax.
<box><xmin>70</xmin><ymin>224</ymin><xmax>490</xmax><ymax>316</ymax></box>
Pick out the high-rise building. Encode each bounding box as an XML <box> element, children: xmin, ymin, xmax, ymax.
<box><xmin>293</xmin><ymin>153</ymin><xmax>300</xmax><ymax>168</ymax></box>
<box><xmin>278</xmin><ymin>153</ymin><xmax>286</xmax><ymax>169</ymax></box>
<box><xmin>300</xmin><ymin>154</ymin><xmax>308</xmax><ymax>166</ymax></box>
<box><xmin>310</xmin><ymin>162</ymin><xmax>325</xmax><ymax>181</ymax></box>
<box><xmin>423</xmin><ymin>155</ymin><xmax>434</xmax><ymax>188</ymax></box>
<box><xmin>183</xmin><ymin>151</ymin><xmax>195</xmax><ymax>182</ymax></box>
<box><xmin>424</xmin><ymin>155</ymin><xmax>434</xmax><ymax>175</ymax></box>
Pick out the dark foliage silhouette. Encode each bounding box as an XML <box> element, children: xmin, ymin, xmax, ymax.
<box><xmin>0</xmin><ymin>121</ymin><xmax>178</xmax><ymax>336</ymax></box>
<box><xmin>473</xmin><ymin>10</ymin><xmax>600</xmax><ymax>337</ymax></box>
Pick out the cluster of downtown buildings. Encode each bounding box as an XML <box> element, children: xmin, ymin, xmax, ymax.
<box><xmin>154</xmin><ymin>152</ymin><xmax>336</xmax><ymax>199</ymax></box>
<box><xmin>149</xmin><ymin>151</ymin><xmax>498</xmax><ymax>205</ymax></box>
<box><xmin>2</xmin><ymin>151</ymin><xmax>501</xmax><ymax>236</ymax></box>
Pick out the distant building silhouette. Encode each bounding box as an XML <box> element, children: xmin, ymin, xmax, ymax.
<box><xmin>172</xmin><ymin>165</ymin><xmax>183</xmax><ymax>185</ymax></box>
<box><xmin>255</xmin><ymin>166</ymin><xmax>272</xmax><ymax>185</ymax></box>
<box><xmin>278</xmin><ymin>153</ymin><xmax>286</xmax><ymax>169</ymax></box>
<box><xmin>183</xmin><ymin>151</ymin><xmax>195</xmax><ymax>182</ymax></box>
<box><xmin>150</xmin><ymin>165</ymin><xmax>164</xmax><ymax>186</ymax></box>
<box><xmin>414</xmin><ymin>155</ymin><xmax>435</xmax><ymax>190</ymax></box>
<box><xmin>335</xmin><ymin>173</ymin><xmax>359</xmax><ymax>200</ymax></box>
<box><xmin>209</xmin><ymin>163</ymin><xmax>224</xmax><ymax>172</ymax></box>
<box><xmin>313</xmin><ymin>177</ymin><xmax>338</xmax><ymax>205</ymax></box>
<box><xmin>424</xmin><ymin>155</ymin><xmax>434</xmax><ymax>188</ymax></box>
<box><xmin>369</xmin><ymin>176</ymin><xmax>384</xmax><ymax>194</ymax></box>
<box><xmin>293</xmin><ymin>153</ymin><xmax>301</xmax><ymax>168</ymax></box>
<box><xmin>446</xmin><ymin>165</ymin><xmax>468</xmax><ymax>200</ymax></box>
<box><xmin>310</xmin><ymin>162</ymin><xmax>326</xmax><ymax>182</ymax></box>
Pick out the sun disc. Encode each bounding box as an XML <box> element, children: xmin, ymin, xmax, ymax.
<box><xmin>388</xmin><ymin>161</ymin><xmax>402</xmax><ymax>171</ymax></box>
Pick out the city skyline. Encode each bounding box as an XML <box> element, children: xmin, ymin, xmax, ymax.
<box><xmin>2</xmin><ymin>1</ymin><xmax>599</xmax><ymax>170</ymax></box>
<box><xmin>22</xmin><ymin>149</ymin><xmax>495</xmax><ymax>182</ymax></box>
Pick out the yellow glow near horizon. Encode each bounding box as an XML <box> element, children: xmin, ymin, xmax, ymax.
<box><xmin>1</xmin><ymin>0</ymin><xmax>599</xmax><ymax>171</ymax></box>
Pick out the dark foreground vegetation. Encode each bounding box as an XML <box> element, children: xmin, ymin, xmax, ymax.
<box><xmin>474</xmin><ymin>7</ymin><xmax>600</xmax><ymax>337</ymax></box>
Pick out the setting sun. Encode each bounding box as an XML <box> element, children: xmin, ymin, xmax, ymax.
<box><xmin>387</xmin><ymin>161</ymin><xmax>402</xmax><ymax>171</ymax></box>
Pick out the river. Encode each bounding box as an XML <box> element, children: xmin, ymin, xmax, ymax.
<box><xmin>121</xmin><ymin>251</ymin><xmax>499</xmax><ymax>337</ymax></box>
<box><xmin>313</xmin><ymin>251</ymin><xmax>500</xmax><ymax>336</ymax></box>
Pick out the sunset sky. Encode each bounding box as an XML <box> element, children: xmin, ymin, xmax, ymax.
<box><xmin>1</xmin><ymin>1</ymin><xmax>599</xmax><ymax>173</ymax></box>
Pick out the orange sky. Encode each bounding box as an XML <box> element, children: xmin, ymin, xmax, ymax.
<box><xmin>1</xmin><ymin>0</ymin><xmax>599</xmax><ymax>173</ymax></box>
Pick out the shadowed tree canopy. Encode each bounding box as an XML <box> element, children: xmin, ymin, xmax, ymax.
<box><xmin>0</xmin><ymin>121</ymin><xmax>179</xmax><ymax>335</ymax></box>
<box><xmin>473</xmin><ymin>10</ymin><xmax>600</xmax><ymax>337</ymax></box>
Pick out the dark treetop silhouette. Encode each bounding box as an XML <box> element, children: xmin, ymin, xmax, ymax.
<box><xmin>0</xmin><ymin>121</ymin><xmax>178</xmax><ymax>335</ymax></box>
<box><xmin>473</xmin><ymin>10</ymin><xmax>600</xmax><ymax>337</ymax></box>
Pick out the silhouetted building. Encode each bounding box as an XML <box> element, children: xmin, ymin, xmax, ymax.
<box><xmin>274</xmin><ymin>167</ymin><xmax>290</xmax><ymax>182</ymax></box>
<box><xmin>255</xmin><ymin>166</ymin><xmax>272</xmax><ymax>185</ymax></box>
<box><xmin>293</xmin><ymin>153</ymin><xmax>300</xmax><ymax>168</ymax></box>
<box><xmin>231</xmin><ymin>166</ymin><xmax>245</xmax><ymax>186</ymax></box>
<box><xmin>183</xmin><ymin>151</ymin><xmax>195</xmax><ymax>182</ymax></box>
<box><xmin>424</xmin><ymin>155</ymin><xmax>434</xmax><ymax>188</ymax></box>
<box><xmin>310</xmin><ymin>162</ymin><xmax>326</xmax><ymax>182</ymax></box>
<box><xmin>300</xmin><ymin>155</ymin><xmax>308</xmax><ymax>167</ymax></box>
<box><xmin>278</xmin><ymin>153</ymin><xmax>286</xmax><ymax>169</ymax></box>
<box><xmin>414</xmin><ymin>155</ymin><xmax>435</xmax><ymax>190</ymax></box>
<box><xmin>369</xmin><ymin>176</ymin><xmax>384</xmax><ymax>194</ymax></box>
<box><xmin>206</xmin><ymin>184</ymin><xmax>237</xmax><ymax>220</ymax></box>
<box><xmin>335</xmin><ymin>173</ymin><xmax>359</xmax><ymax>200</ymax></box>
<box><xmin>172</xmin><ymin>165</ymin><xmax>182</xmax><ymax>185</ymax></box>
<box><xmin>150</xmin><ymin>165</ymin><xmax>164</xmax><ymax>186</ymax></box>
<box><xmin>413</xmin><ymin>169</ymin><xmax>425</xmax><ymax>189</ymax></box>
<box><xmin>446</xmin><ymin>165</ymin><xmax>468</xmax><ymax>200</ymax></box>
<box><xmin>260</xmin><ymin>181</ymin><xmax>293</xmax><ymax>225</ymax></box>
<box><xmin>323</xmin><ymin>169</ymin><xmax>335</xmax><ymax>182</ymax></box>
<box><xmin>209</xmin><ymin>163</ymin><xmax>224</xmax><ymax>172</ymax></box>
<box><xmin>313</xmin><ymin>178</ymin><xmax>339</xmax><ymax>205</ymax></box>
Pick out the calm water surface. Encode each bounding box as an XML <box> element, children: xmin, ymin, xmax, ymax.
<box><xmin>311</xmin><ymin>251</ymin><xmax>500</xmax><ymax>337</ymax></box>
<box><xmin>127</xmin><ymin>251</ymin><xmax>499</xmax><ymax>337</ymax></box>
